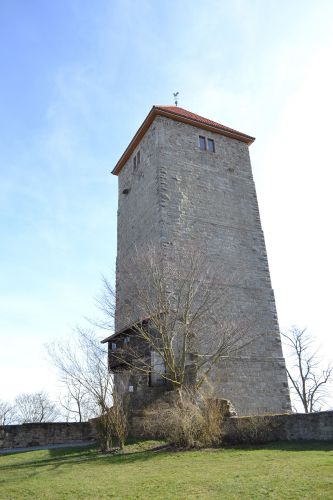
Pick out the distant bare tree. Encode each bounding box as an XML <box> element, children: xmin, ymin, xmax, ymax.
<box><xmin>48</xmin><ymin>328</ymin><xmax>128</xmax><ymax>451</ymax></box>
<box><xmin>99</xmin><ymin>247</ymin><xmax>257</xmax><ymax>396</ymax></box>
<box><xmin>14</xmin><ymin>391</ymin><xmax>59</xmax><ymax>423</ymax></box>
<box><xmin>282</xmin><ymin>327</ymin><xmax>332</xmax><ymax>413</ymax></box>
<box><xmin>0</xmin><ymin>400</ymin><xmax>15</xmax><ymax>425</ymax></box>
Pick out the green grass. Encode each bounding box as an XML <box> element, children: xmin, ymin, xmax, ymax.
<box><xmin>0</xmin><ymin>441</ymin><xmax>332</xmax><ymax>499</ymax></box>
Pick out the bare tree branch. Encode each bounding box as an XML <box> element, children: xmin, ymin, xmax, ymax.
<box><xmin>47</xmin><ymin>328</ymin><xmax>128</xmax><ymax>451</ymax></box>
<box><xmin>100</xmin><ymin>247</ymin><xmax>258</xmax><ymax>396</ymax></box>
<box><xmin>0</xmin><ymin>400</ymin><xmax>16</xmax><ymax>425</ymax></box>
<box><xmin>58</xmin><ymin>377</ymin><xmax>95</xmax><ymax>422</ymax></box>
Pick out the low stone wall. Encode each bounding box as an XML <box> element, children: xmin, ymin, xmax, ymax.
<box><xmin>224</xmin><ymin>411</ymin><xmax>333</xmax><ymax>442</ymax></box>
<box><xmin>275</xmin><ymin>411</ymin><xmax>333</xmax><ymax>440</ymax></box>
<box><xmin>1</xmin><ymin>412</ymin><xmax>332</xmax><ymax>450</ymax></box>
<box><xmin>129</xmin><ymin>410</ymin><xmax>333</xmax><ymax>442</ymax></box>
<box><xmin>0</xmin><ymin>422</ymin><xmax>97</xmax><ymax>450</ymax></box>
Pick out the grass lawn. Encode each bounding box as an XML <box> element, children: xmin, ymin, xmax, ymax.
<box><xmin>0</xmin><ymin>440</ymin><xmax>332</xmax><ymax>499</ymax></box>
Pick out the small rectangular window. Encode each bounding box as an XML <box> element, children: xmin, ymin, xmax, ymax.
<box><xmin>137</xmin><ymin>150</ymin><xmax>140</xmax><ymax>164</ymax></box>
<box><xmin>133</xmin><ymin>155</ymin><xmax>137</xmax><ymax>169</ymax></box>
<box><xmin>199</xmin><ymin>136</ymin><xmax>206</xmax><ymax>150</ymax></box>
<box><xmin>207</xmin><ymin>138</ymin><xmax>215</xmax><ymax>152</ymax></box>
<box><xmin>111</xmin><ymin>342</ymin><xmax>117</xmax><ymax>350</ymax></box>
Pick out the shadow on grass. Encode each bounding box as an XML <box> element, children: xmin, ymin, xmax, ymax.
<box><xmin>0</xmin><ymin>442</ymin><xmax>168</xmax><ymax>474</ymax></box>
<box><xmin>1</xmin><ymin>440</ymin><xmax>332</xmax><ymax>477</ymax></box>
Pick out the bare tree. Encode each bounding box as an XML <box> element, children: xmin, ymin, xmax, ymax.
<box><xmin>0</xmin><ymin>400</ymin><xmax>15</xmax><ymax>426</ymax></box>
<box><xmin>59</xmin><ymin>377</ymin><xmax>95</xmax><ymax>423</ymax></box>
<box><xmin>100</xmin><ymin>247</ymin><xmax>257</xmax><ymax>396</ymax></box>
<box><xmin>14</xmin><ymin>391</ymin><xmax>59</xmax><ymax>423</ymax></box>
<box><xmin>282</xmin><ymin>327</ymin><xmax>332</xmax><ymax>413</ymax></box>
<box><xmin>47</xmin><ymin>328</ymin><xmax>128</xmax><ymax>451</ymax></box>
<box><xmin>106</xmin><ymin>390</ymin><xmax>128</xmax><ymax>450</ymax></box>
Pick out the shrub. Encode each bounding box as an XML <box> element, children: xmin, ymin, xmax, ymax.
<box><xmin>143</xmin><ymin>392</ymin><xmax>225</xmax><ymax>448</ymax></box>
<box><xmin>93</xmin><ymin>412</ymin><xmax>114</xmax><ymax>452</ymax></box>
<box><xmin>92</xmin><ymin>393</ymin><xmax>128</xmax><ymax>452</ymax></box>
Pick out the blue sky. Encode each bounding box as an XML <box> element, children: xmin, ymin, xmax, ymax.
<box><xmin>1</xmin><ymin>0</ymin><xmax>333</xmax><ymax>404</ymax></box>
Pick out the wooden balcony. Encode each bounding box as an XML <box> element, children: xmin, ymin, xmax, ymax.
<box><xmin>108</xmin><ymin>347</ymin><xmax>133</xmax><ymax>372</ymax></box>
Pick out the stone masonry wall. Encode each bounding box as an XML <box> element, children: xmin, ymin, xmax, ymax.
<box><xmin>116</xmin><ymin>120</ymin><xmax>162</xmax><ymax>332</ymax></box>
<box><xmin>115</xmin><ymin>113</ymin><xmax>291</xmax><ymax>415</ymax></box>
<box><xmin>224</xmin><ymin>411</ymin><xmax>333</xmax><ymax>442</ymax></box>
<box><xmin>157</xmin><ymin>116</ymin><xmax>290</xmax><ymax>415</ymax></box>
<box><xmin>129</xmin><ymin>409</ymin><xmax>333</xmax><ymax>442</ymax></box>
<box><xmin>0</xmin><ymin>422</ymin><xmax>97</xmax><ymax>450</ymax></box>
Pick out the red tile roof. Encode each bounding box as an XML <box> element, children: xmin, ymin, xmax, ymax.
<box><xmin>112</xmin><ymin>105</ymin><xmax>255</xmax><ymax>175</ymax></box>
<box><xmin>155</xmin><ymin>106</ymin><xmax>253</xmax><ymax>139</ymax></box>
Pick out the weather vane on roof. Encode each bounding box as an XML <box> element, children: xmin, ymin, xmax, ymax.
<box><xmin>173</xmin><ymin>92</ymin><xmax>179</xmax><ymax>106</ymax></box>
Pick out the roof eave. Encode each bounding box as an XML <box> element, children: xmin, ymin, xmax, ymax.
<box><xmin>101</xmin><ymin>317</ymin><xmax>151</xmax><ymax>343</ymax></box>
<box><xmin>112</xmin><ymin>107</ymin><xmax>156</xmax><ymax>176</ymax></box>
<box><xmin>112</xmin><ymin>106</ymin><xmax>255</xmax><ymax>176</ymax></box>
<box><xmin>101</xmin><ymin>328</ymin><xmax>129</xmax><ymax>344</ymax></box>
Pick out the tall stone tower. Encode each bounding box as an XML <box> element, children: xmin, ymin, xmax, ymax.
<box><xmin>105</xmin><ymin>106</ymin><xmax>291</xmax><ymax>415</ymax></box>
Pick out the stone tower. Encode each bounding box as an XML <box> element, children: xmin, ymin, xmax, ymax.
<box><xmin>104</xmin><ymin>106</ymin><xmax>291</xmax><ymax>415</ymax></box>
